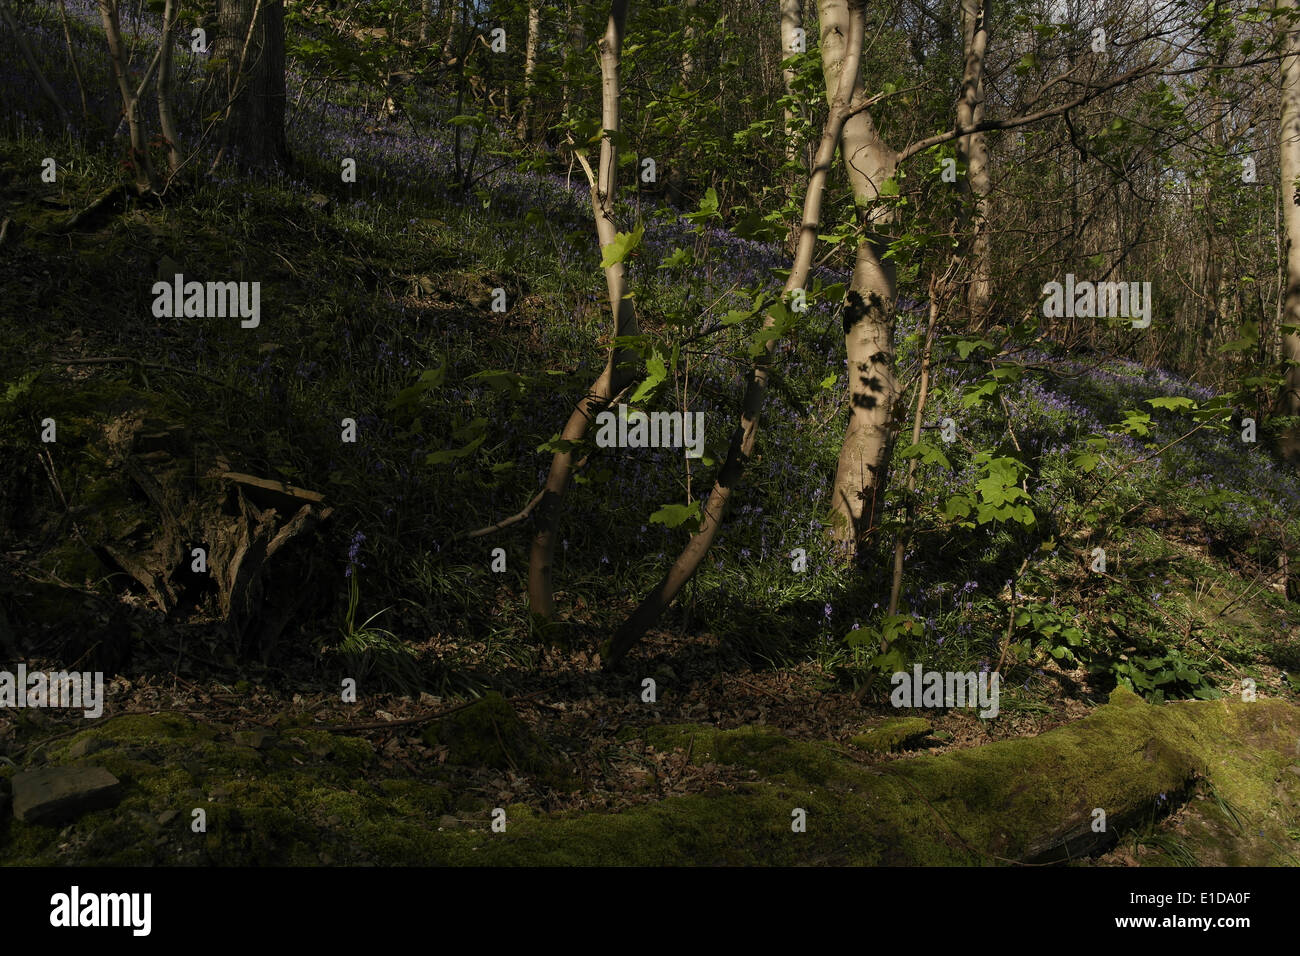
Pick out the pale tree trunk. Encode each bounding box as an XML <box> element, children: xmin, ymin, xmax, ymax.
<box><xmin>956</xmin><ymin>0</ymin><xmax>991</xmax><ymax>324</ymax></box>
<box><xmin>442</xmin><ymin>0</ymin><xmax>459</xmax><ymax>61</ymax></box>
<box><xmin>529</xmin><ymin>0</ymin><xmax>642</xmax><ymax>627</ymax></box>
<box><xmin>780</xmin><ymin>0</ymin><xmax>802</xmax><ymax>165</ymax></box>
<box><xmin>820</xmin><ymin>0</ymin><xmax>900</xmax><ymax>559</ymax></box>
<box><xmin>517</xmin><ymin>3</ymin><xmax>540</xmax><ymax>140</ymax></box>
<box><xmin>1281</xmin><ymin>0</ymin><xmax>1300</xmax><ymax>461</ymax></box>
<box><xmin>157</xmin><ymin>0</ymin><xmax>182</xmax><ymax>178</ymax></box>
<box><xmin>603</xmin><ymin>0</ymin><xmax>870</xmax><ymax>668</ymax></box>
<box><xmin>97</xmin><ymin>0</ymin><xmax>156</xmax><ymax>192</ymax></box>
<box><xmin>212</xmin><ymin>0</ymin><xmax>288</xmax><ymax>169</ymax></box>
<box><xmin>681</xmin><ymin>0</ymin><xmax>697</xmax><ymax>83</ymax></box>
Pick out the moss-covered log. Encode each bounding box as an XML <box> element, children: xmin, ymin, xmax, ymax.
<box><xmin>3</xmin><ymin>688</ymin><xmax>1297</xmax><ymax>865</ymax></box>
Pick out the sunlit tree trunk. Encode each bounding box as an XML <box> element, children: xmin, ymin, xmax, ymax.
<box><xmin>1281</xmin><ymin>0</ymin><xmax>1300</xmax><ymax>461</ymax></box>
<box><xmin>820</xmin><ymin>0</ymin><xmax>900</xmax><ymax>559</ymax></box>
<box><xmin>956</xmin><ymin>0</ymin><xmax>991</xmax><ymax>324</ymax></box>
<box><xmin>780</xmin><ymin>0</ymin><xmax>802</xmax><ymax>166</ymax></box>
<box><xmin>517</xmin><ymin>3</ymin><xmax>540</xmax><ymax>140</ymax></box>
<box><xmin>529</xmin><ymin>0</ymin><xmax>641</xmax><ymax>627</ymax></box>
<box><xmin>603</xmin><ymin>0</ymin><xmax>869</xmax><ymax>667</ymax></box>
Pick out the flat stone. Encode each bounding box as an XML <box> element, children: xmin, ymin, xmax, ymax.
<box><xmin>157</xmin><ymin>809</ymin><xmax>179</xmax><ymax>826</ymax></box>
<box><xmin>11</xmin><ymin>766</ymin><xmax>122</xmax><ymax>824</ymax></box>
<box><xmin>67</xmin><ymin>736</ymin><xmax>112</xmax><ymax>759</ymax></box>
<box><xmin>232</xmin><ymin>729</ymin><xmax>269</xmax><ymax>749</ymax></box>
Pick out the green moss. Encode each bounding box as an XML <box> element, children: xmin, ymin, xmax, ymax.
<box><xmin>850</xmin><ymin>717</ymin><xmax>934</xmax><ymax>753</ymax></box>
<box><xmin>4</xmin><ymin>691</ymin><xmax>1297</xmax><ymax>866</ymax></box>
<box><xmin>421</xmin><ymin>692</ymin><xmax>558</xmax><ymax>776</ymax></box>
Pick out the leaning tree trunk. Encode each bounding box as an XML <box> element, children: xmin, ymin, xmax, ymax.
<box><xmin>157</xmin><ymin>0</ymin><xmax>182</xmax><ymax>177</ymax></box>
<box><xmin>2</xmin><ymin>0</ymin><xmax>71</xmax><ymax>129</ymax></box>
<box><xmin>1281</xmin><ymin>0</ymin><xmax>1300</xmax><ymax>462</ymax></box>
<box><xmin>602</xmin><ymin>0</ymin><xmax>869</xmax><ymax>668</ymax></box>
<box><xmin>211</xmin><ymin>0</ymin><xmax>288</xmax><ymax>169</ymax></box>
<box><xmin>97</xmin><ymin>0</ymin><xmax>156</xmax><ymax>192</ymax></box>
<box><xmin>528</xmin><ymin>0</ymin><xmax>641</xmax><ymax>628</ymax></box>
<box><xmin>956</xmin><ymin>0</ymin><xmax>991</xmax><ymax>325</ymax></box>
<box><xmin>821</xmin><ymin>0</ymin><xmax>900</xmax><ymax>560</ymax></box>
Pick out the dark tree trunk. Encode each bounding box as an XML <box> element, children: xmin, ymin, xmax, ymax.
<box><xmin>213</xmin><ymin>0</ymin><xmax>288</xmax><ymax>169</ymax></box>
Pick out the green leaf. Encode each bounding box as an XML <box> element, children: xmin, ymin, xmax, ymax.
<box><xmin>1145</xmin><ymin>396</ymin><xmax>1195</xmax><ymax>412</ymax></box>
<box><xmin>658</xmin><ymin>247</ymin><xmax>694</xmax><ymax>270</ymax></box>
<box><xmin>961</xmin><ymin>380</ymin><xmax>998</xmax><ymax>407</ymax></box>
<box><xmin>1</xmin><ymin>371</ymin><xmax>38</xmax><ymax>405</ymax></box>
<box><xmin>599</xmin><ymin>223</ymin><xmax>645</xmax><ymax>269</ymax></box>
<box><xmin>648</xmin><ymin>500</ymin><xmax>702</xmax><ymax>530</ymax></box>
<box><xmin>943</xmin><ymin>494</ymin><xmax>974</xmax><ymax>520</ymax></box>
<box><xmin>899</xmin><ymin>442</ymin><xmax>951</xmax><ymax>470</ymax></box>
<box><xmin>426</xmin><ymin>433</ymin><xmax>485</xmax><ymax>464</ymax></box>
<box><xmin>386</xmin><ymin>364</ymin><xmax>446</xmax><ymax>409</ymax></box>
<box><xmin>628</xmin><ymin>349</ymin><xmax>668</xmax><ymax>403</ymax></box>
<box><xmin>467</xmin><ymin>369</ymin><xmax>525</xmax><ymax>395</ymax></box>
<box><xmin>451</xmin><ymin>417</ymin><xmax>488</xmax><ymax>441</ymax></box>
<box><xmin>955</xmin><ymin>338</ymin><xmax>993</xmax><ymax>359</ymax></box>
<box><xmin>682</xmin><ymin>187</ymin><xmax>720</xmax><ymax>224</ymax></box>
<box><xmin>1070</xmin><ymin>452</ymin><xmax>1101</xmax><ymax>473</ymax></box>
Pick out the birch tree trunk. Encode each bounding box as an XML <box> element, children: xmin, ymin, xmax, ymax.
<box><xmin>1280</xmin><ymin>0</ymin><xmax>1300</xmax><ymax>462</ymax></box>
<box><xmin>157</xmin><ymin>0</ymin><xmax>182</xmax><ymax>177</ymax></box>
<box><xmin>516</xmin><ymin>3</ymin><xmax>541</xmax><ymax>141</ymax></box>
<box><xmin>820</xmin><ymin>0</ymin><xmax>900</xmax><ymax>559</ymax></box>
<box><xmin>603</xmin><ymin>0</ymin><xmax>869</xmax><ymax>667</ymax></box>
<box><xmin>97</xmin><ymin>0</ymin><xmax>156</xmax><ymax>192</ymax></box>
<box><xmin>956</xmin><ymin>0</ymin><xmax>991</xmax><ymax>323</ymax></box>
<box><xmin>780</xmin><ymin>0</ymin><xmax>802</xmax><ymax>165</ymax></box>
<box><xmin>681</xmin><ymin>0</ymin><xmax>697</xmax><ymax>84</ymax></box>
<box><xmin>529</xmin><ymin>0</ymin><xmax>642</xmax><ymax>626</ymax></box>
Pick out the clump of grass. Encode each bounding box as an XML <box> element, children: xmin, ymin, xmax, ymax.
<box><xmin>324</xmin><ymin>568</ymin><xmax>424</xmax><ymax>695</ymax></box>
